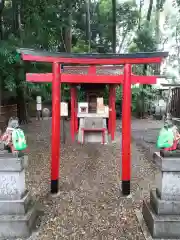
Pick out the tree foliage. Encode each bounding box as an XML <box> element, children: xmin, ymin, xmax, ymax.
<box><xmin>1</xmin><ymin>0</ymin><xmax>176</xmax><ymax>120</ymax></box>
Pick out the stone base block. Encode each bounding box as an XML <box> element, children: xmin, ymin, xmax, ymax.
<box><xmin>156</xmin><ymin>171</ymin><xmax>180</xmax><ymax>201</ymax></box>
<box><xmin>143</xmin><ymin>200</ymin><xmax>180</xmax><ymax>239</ymax></box>
<box><xmin>0</xmin><ymin>153</ymin><xmax>28</xmax><ymax>200</ymax></box>
<box><xmin>0</xmin><ymin>191</ymin><xmax>31</xmax><ymax>215</ymax></box>
<box><xmin>154</xmin><ymin>153</ymin><xmax>180</xmax><ymax>201</ymax></box>
<box><xmin>153</xmin><ymin>152</ymin><xmax>180</xmax><ymax>171</ymax></box>
<box><xmin>153</xmin><ymin>114</ymin><xmax>163</xmax><ymax>120</ymax></box>
<box><xmin>0</xmin><ymin>169</ymin><xmax>26</xmax><ymax>200</ymax></box>
<box><xmin>0</xmin><ymin>153</ymin><xmax>27</xmax><ymax>171</ymax></box>
<box><xmin>0</xmin><ymin>143</ymin><xmax>5</xmax><ymax>150</ymax></box>
<box><xmin>160</xmin><ymin>150</ymin><xmax>180</xmax><ymax>158</ymax></box>
<box><xmin>83</xmin><ymin>131</ymin><xmax>108</xmax><ymax>144</ymax></box>
<box><xmin>0</xmin><ymin>203</ymin><xmax>37</xmax><ymax>239</ymax></box>
<box><xmin>0</xmin><ymin>150</ymin><xmax>8</xmax><ymax>154</ymax></box>
<box><xmin>78</xmin><ymin>117</ymin><xmax>109</xmax><ymax>144</ymax></box>
<box><xmin>150</xmin><ymin>189</ymin><xmax>180</xmax><ymax>215</ymax></box>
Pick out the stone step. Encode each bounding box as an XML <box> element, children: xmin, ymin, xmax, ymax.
<box><xmin>143</xmin><ymin>200</ymin><xmax>180</xmax><ymax>239</ymax></box>
<box><xmin>0</xmin><ymin>203</ymin><xmax>37</xmax><ymax>239</ymax></box>
<box><xmin>0</xmin><ymin>143</ymin><xmax>4</xmax><ymax>150</ymax></box>
<box><xmin>150</xmin><ymin>189</ymin><xmax>180</xmax><ymax>215</ymax></box>
<box><xmin>0</xmin><ymin>154</ymin><xmax>27</xmax><ymax>172</ymax></box>
<box><xmin>154</xmin><ymin>152</ymin><xmax>180</xmax><ymax>171</ymax></box>
<box><xmin>0</xmin><ymin>150</ymin><xmax>8</xmax><ymax>154</ymax></box>
<box><xmin>0</xmin><ymin>170</ymin><xmax>26</xmax><ymax>200</ymax></box>
<box><xmin>0</xmin><ymin>191</ymin><xmax>31</xmax><ymax>215</ymax></box>
<box><xmin>0</xmin><ymin>152</ymin><xmax>20</xmax><ymax>159</ymax></box>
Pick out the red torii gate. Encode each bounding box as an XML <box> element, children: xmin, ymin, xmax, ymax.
<box><xmin>18</xmin><ymin>49</ymin><xmax>168</xmax><ymax>196</ymax></box>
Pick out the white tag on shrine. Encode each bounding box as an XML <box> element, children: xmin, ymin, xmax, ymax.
<box><xmin>61</xmin><ymin>102</ymin><xmax>68</xmax><ymax>116</ymax></box>
<box><xmin>36</xmin><ymin>96</ymin><xmax>42</xmax><ymax>104</ymax></box>
<box><xmin>36</xmin><ymin>103</ymin><xmax>42</xmax><ymax>111</ymax></box>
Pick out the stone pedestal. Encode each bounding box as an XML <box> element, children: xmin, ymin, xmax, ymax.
<box><xmin>0</xmin><ymin>151</ymin><xmax>37</xmax><ymax>239</ymax></box>
<box><xmin>78</xmin><ymin>116</ymin><xmax>109</xmax><ymax>144</ymax></box>
<box><xmin>143</xmin><ymin>152</ymin><xmax>180</xmax><ymax>239</ymax></box>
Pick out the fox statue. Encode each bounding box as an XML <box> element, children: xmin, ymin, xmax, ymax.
<box><xmin>157</xmin><ymin>114</ymin><xmax>180</xmax><ymax>152</ymax></box>
<box><xmin>0</xmin><ymin>117</ymin><xmax>27</xmax><ymax>155</ymax></box>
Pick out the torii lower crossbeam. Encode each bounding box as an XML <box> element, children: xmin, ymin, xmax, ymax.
<box><xmin>26</xmin><ymin>72</ymin><xmax>157</xmax><ymax>84</ymax></box>
<box><xmin>18</xmin><ymin>48</ymin><xmax>168</xmax><ymax>196</ymax></box>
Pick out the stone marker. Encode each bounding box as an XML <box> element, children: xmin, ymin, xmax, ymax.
<box><xmin>42</xmin><ymin>107</ymin><xmax>50</xmax><ymax>119</ymax></box>
<box><xmin>0</xmin><ymin>151</ymin><xmax>37</xmax><ymax>239</ymax></box>
<box><xmin>143</xmin><ymin>151</ymin><xmax>180</xmax><ymax>239</ymax></box>
<box><xmin>36</xmin><ymin>96</ymin><xmax>42</xmax><ymax>120</ymax></box>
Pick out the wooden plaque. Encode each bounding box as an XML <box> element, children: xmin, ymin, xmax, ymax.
<box><xmin>61</xmin><ymin>102</ymin><xmax>68</xmax><ymax>116</ymax></box>
<box><xmin>36</xmin><ymin>96</ymin><xmax>42</xmax><ymax>104</ymax></box>
<box><xmin>97</xmin><ymin>97</ymin><xmax>105</xmax><ymax>114</ymax></box>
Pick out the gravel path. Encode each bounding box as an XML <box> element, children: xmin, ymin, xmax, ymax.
<box><xmin>126</xmin><ymin>118</ymin><xmax>163</xmax><ymax>165</ymax></box>
<box><xmin>22</xmin><ymin>119</ymin><xmax>159</xmax><ymax>240</ymax></box>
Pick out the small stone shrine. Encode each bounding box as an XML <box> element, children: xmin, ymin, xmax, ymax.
<box><xmin>143</xmin><ymin>151</ymin><xmax>180</xmax><ymax>239</ymax></box>
<box><xmin>0</xmin><ymin>145</ymin><xmax>37</xmax><ymax>239</ymax></box>
<box><xmin>78</xmin><ymin>84</ymin><xmax>109</xmax><ymax>144</ymax></box>
<box><xmin>81</xmin><ymin>84</ymin><xmax>106</xmax><ymax>113</ymax></box>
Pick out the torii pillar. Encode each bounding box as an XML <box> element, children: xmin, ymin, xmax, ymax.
<box><xmin>121</xmin><ymin>64</ymin><xmax>131</xmax><ymax>195</ymax></box>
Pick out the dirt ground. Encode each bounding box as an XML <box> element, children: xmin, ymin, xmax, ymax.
<box><xmin>22</xmin><ymin>118</ymin><xmax>159</xmax><ymax>240</ymax></box>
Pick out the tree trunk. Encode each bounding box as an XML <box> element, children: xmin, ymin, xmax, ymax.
<box><xmin>86</xmin><ymin>0</ymin><xmax>91</xmax><ymax>52</ymax></box>
<box><xmin>64</xmin><ymin>2</ymin><xmax>72</xmax><ymax>53</ymax></box>
<box><xmin>146</xmin><ymin>0</ymin><xmax>153</xmax><ymax>22</ymax></box>
<box><xmin>118</xmin><ymin>28</ymin><xmax>129</xmax><ymax>53</ymax></box>
<box><xmin>13</xmin><ymin>1</ymin><xmax>28</xmax><ymax>124</ymax></box>
<box><xmin>15</xmin><ymin>66</ymin><xmax>28</xmax><ymax>124</ymax></box>
<box><xmin>154</xmin><ymin>0</ymin><xmax>164</xmax><ymax>75</ymax></box>
<box><xmin>16</xmin><ymin>86</ymin><xmax>28</xmax><ymax>124</ymax></box>
<box><xmin>64</xmin><ymin>22</ymin><xmax>72</xmax><ymax>53</ymax></box>
<box><xmin>112</xmin><ymin>0</ymin><xmax>116</xmax><ymax>53</ymax></box>
<box><xmin>96</xmin><ymin>2</ymin><xmax>103</xmax><ymax>50</ymax></box>
<box><xmin>0</xmin><ymin>0</ymin><xmax>4</xmax><ymax>117</ymax></box>
<box><xmin>140</xmin><ymin>0</ymin><xmax>153</xmax><ymax>118</ymax></box>
<box><xmin>155</xmin><ymin>0</ymin><xmax>161</xmax><ymax>49</ymax></box>
<box><xmin>12</xmin><ymin>0</ymin><xmax>19</xmax><ymax>36</ymax></box>
<box><xmin>138</xmin><ymin>0</ymin><xmax>144</xmax><ymax>29</ymax></box>
<box><xmin>0</xmin><ymin>0</ymin><xmax>5</xmax><ymax>40</ymax></box>
<box><xmin>143</xmin><ymin>0</ymin><xmax>153</xmax><ymax>75</ymax></box>
<box><xmin>62</xmin><ymin>2</ymin><xmax>72</xmax><ymax>141</ymax></box>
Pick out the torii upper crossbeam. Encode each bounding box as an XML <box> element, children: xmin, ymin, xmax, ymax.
<box><xmin>18</xmin><ymin>48</ymin><xmax>168</xmax><ymax>196</ymax></box>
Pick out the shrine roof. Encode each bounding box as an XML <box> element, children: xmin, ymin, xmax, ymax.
<box><xmin>18</xmin><ymin>48</ymin><xmax>168</xmax><ymax>60</ymax></box>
